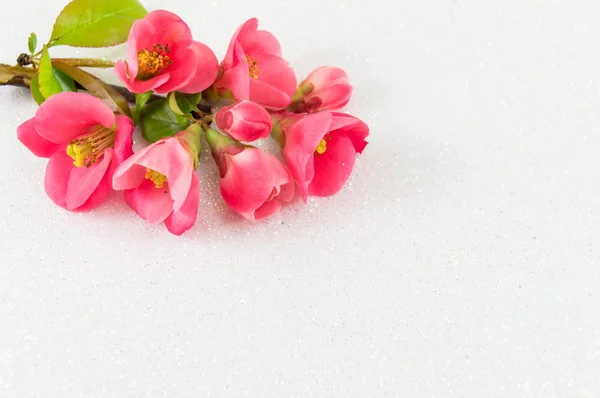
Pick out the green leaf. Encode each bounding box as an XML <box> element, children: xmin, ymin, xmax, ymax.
<box><xmin>53</xmin><ymin>68</ymin><xmax>77</xmax><ymax>92</ymax></box>
<box><xmin>38</xmin><ymin>47</ymin><xmax>63</xmax><ymax>99</ymax></box>
<box><xmin>30</xmin><ymin>74</ymin><xmax>45</xmax><ymax>105</ymax></box>
<box><xmin>53</xmin><ymin>61</ymin><xmax>132</xmax><ymax>117</ymax></box>
<box><xmin>49</xmin><ymin>0</ymin><xmax>147</xmax><ymax>48</ymax></box>
<box><xmin>28</xmin><ymin>33</ymin><xmax>37</xmax><ymax>54</ymax></box>
<box><xmin>141</xmin><ymin>99</ymin><xmax>190</xmax><ymax>143</ymax></box>
<box><xmin>135</xmin><ymin>91</ymin><xmax>153</xmax><ymax>123</ymax></box>
<box><xmin>168</xmin><ymin>92</ymin><xmax>202</xmax><ymax>116</ymax></box>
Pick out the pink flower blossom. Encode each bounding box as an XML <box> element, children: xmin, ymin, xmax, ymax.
<box><xmin>115</xmin><ymin>10</ymin><xmax>218</xmax><ymax>94</ymax></box>
<box><xmin>17</xmin><ymin>92</ymin><xmax>133</xmax><ymax>211</ymax></box>
<box><xmin>205</xmin><ymin>128</ymin><xmax>294</xmax><ymax>220</ymax></box>
<box><xmin>213</xmin><ymin>18</ymin><xmax>296</xmax><ymax>110</ymax></box>
<box><xmin>215</xmin><ymin>100</ymin><xmax>272</xmax><ymax>142</ymax></box>
<box><xmin>275</xmin><ymin>111</ymin><xmax>369</xmax><ymax>201</ymax></box>
<box><xmin>112</xmin><ymin>127</ymin><xmax>201</xmax><ymax>236</ymax></box>
<box><xmin>290</xmin><ymin>66</ymin><xmax>353</xmax><ymax>113</ymax></box>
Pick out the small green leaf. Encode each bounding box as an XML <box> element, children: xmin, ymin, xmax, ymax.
<box><xmin>168</xmin><ymin>92</ymin><xmax>202</xmax><ymax>116</ymax></box>
<box><xmin>53</xmin><ymin>61</ymin><xmax>132</xmax><ymax>117</ymax></box>
<box><xmin>53</xmin><ymin>68</ymin><xmax>77</xmax><ymax>92</ymax></box>
<box><xmin>30</xmin><ymin>74</ymin><xmax>45</xmax><ymax>105</ymax></box>
<box><xmin>141</xmin><ymin>99</ymin><xmax>190</xmax><ymax>143</ymax></box>
<box><xmin>38</xmin><ymin>47</ymin><xmax>63</xmax><ymax>99</ymax></box>
<box><xmin>135</xmin><ymin>91</ymin><xmax>153</xmax><ymax>123</ymax></box>
<box><xmin>49</xmin><ymin>0</ymin><xmax>147</xmax><ymax>48</ymax></box>
<box><xmin>28</xmin><ymin>33</ymin><xmax>37</xmax><ymax>54</ymax></box>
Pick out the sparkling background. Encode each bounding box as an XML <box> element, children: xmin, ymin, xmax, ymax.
<box><xmin>1</xmin><ymin>0</ymin><xmax>600</xmax><ymax>396</ymax></box>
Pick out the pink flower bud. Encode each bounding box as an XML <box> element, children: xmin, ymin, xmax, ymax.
<box><xmin>215</xmin><ymin>100</ymin><xmax>272</xmax><ymax>142</ymax></box>
<box><xmin>290</xmin><ymin>66</ymin><xmax>353</xmax><ymax>113</ymax></box>
<box><xmin>205</xmin><ymin>128</ymin><xmax>294</xmax><ymax>220</ymax></box>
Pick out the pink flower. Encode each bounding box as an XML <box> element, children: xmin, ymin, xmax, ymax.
<box><xmin>215</xmin><ymin>100</ymin><xmax>272</xmax><ymax>142</ymax></box>
<box><xmin>115</xmin><ymin>10</ymin><xmax>218</xmax><ymax>94</ymax></box>
<box><xmin>205</xmin><ymin>128</ymin><xmax>294</xmax><ymax>220</ymax></box>
<box><xmin>17</xmin><ymin>92</ymin><xmax>134</xmax><ymax>211</ymax></box>
<box><xmin>213</xmin><ymin>18</ymin><xmax>296</xmax><ymax>110</ymax></box>
<box><xmin>112</xmin><ymin>126</ymin><xmax>202</xmax><ymax>236</ymax></box>
<box><xmin>290</xmin><ymin>66</ymin><xmax>353</xmax><ymax>113</ymax></box>
<box><xmin>275</xmin><ymin>111</ymin><xmax>369</xmax><ymax>201</ymax></box>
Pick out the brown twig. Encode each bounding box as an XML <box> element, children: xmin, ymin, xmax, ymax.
<box><xmin>0</xmin><ymin>63</ymin><xmax>213</xmax><ymax>114</ymax></box>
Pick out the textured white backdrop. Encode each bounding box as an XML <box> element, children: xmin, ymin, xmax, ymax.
<box><xmin>1</xmin><ymin>0</ymin><xmax>600</xmax><ymax>396</ymax></box>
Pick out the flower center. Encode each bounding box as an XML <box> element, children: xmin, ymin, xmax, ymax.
<box><xmin>137</xmin><ymin>44</ymin><xmax>172</xmax><ymax>80</ymax></box>
<box><xmin>246</xmin><ymin>55</ymin><xmax>261</xmax><ymax>79</ymax></box>
<box><xmin>66</xmin><ymin>126</ymin><xmax>115</xmax><ymax>168</ymax></box>
<box><xmin>314</xmin><ymin>138</ymin><xmax>327</xmax><ymax>155</ymax></box>
<box><xmin>145</xmin><ymin>168</ymin><xmax>167</xmax><ymax>188</ymax></box>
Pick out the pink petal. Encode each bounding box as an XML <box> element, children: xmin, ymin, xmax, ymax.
<box><xmin>153</xmin><ymin>46</ymin><xmax>196</xmax><ymax>94</ymax></box>
<box><xmin>249</xmin><ymin>79</ymin><xmax>292</xmax><ymax>110</ymax></box>
<box><xmin>243</xmin><ymin>198</ymin><xmax>281</xmax><ymax>221</ymax></box>
<box><xmin>278</xmin><ymin>180</ymin><xmax>295</xmax><ymax>202</ymax></box>
<box><xmin>35</xmin><ymin>92</ymin><xmax>116</xmax><ymax>144</ymax></box>
<box><xmin>282</xmin><ymin>112</ymin><xmax>332</xmax><ymax>201</ymax></box>
<box><xmin>144</xmin><ymin>10</ymin><xmax>193</xmax><ymax>47</ymax></box>
<box><xmin>124</xmin><ymin>179</ymin><xmax>174</xmax><ymax>225</ymax></box>
<box><xmin>309</xmin><ymin>83</ymin><xmax>353</xmax><ymax>112</ymax></box>
<box><xmin>125</xmin><ymin>19</ymin><xmax>157</xmax><ymax>78</ymax></box>
<box><xmin>264</xmin><ymin>152</ymin><xmax>293</xmax><ymax>198</ymax></box>
<box><xmin>75</xmin><ymin>165</ymin><xmax>113</xmax><ymax>212</ymax></box>
<box><xmin>17</xmin><ymin>118</ymin><xmax>60</xmax><ymax>158</ymax></box>
<box><xmin>216</xmin><ymin>42</ymin><xmax>250</xmax><ymax>101</ymax></box>
<box><xmin>252</xmin><ymin>53</ymin><xmax>296</xmax><ymax>98</ymax></box>
<box><xmin>179</xmin><ymin>41</ymin><xmax>219</xmax><ymax>94</ymax></box>
<box><xmin>112</xmin><ymin>143</ymin><xmax>154</xmax><ymax>191</ymax></box>
<box><xmin>220</xmin><ymin>149</ymin><xmax>275</xmax><ymax>214</ymax></box>
<box><xmin>303</xmin><ymin>66</ymin><xmax>350</xmax><ymax>87</ymax></box>
<box><xmin>238</xmin><ymin>20</ymin><xmax>282</xmax><ymax>56</ymax></box>
<box><xmin>330</xmin><ymin>113</ymin><xmax>370</xmax><ymax>153</ymax></box>
<box><xmin>114</xmin><ymin>60</ymin><xmax>133</xmax><ymax>85</ymax></box>
<box><xmin>44</xmin><ymin>149</ymin><xmax>112</xmax><ymax>211</ymax></box>
<box><xmin>113</xmin><ymin>116</ymin><xmax>134</xmax><ymax>165</ymax></box>
<box><xmin>118</xmin><ymin>66</ymin><xmax>171</xmax><ymax>93</ymax></box>
<box><xmin>65</xmin><ymin>148</ymin><xmax>113</xmax><ymax>210</ymax></box>
<box><xmin>164</xmin><ymin>174</ymin><xmax>200</xmax><ymax>235</ymax></box>
<box><xmin>217</xmin><ymin>100</ymin><xmax>272</xmax><ymax>142</ymax></box>
<box><xmin>308</xmin><ymin>133</ymin><xmax>356</xmax><ymax>197</ymax></box>
<box><xmin>44</xmin><ymin>151</ymin><xmax>72</xmax><ymax>209</ymax></box>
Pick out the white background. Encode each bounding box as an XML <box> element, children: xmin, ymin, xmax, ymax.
<box><xmin>1</xmin><ymin>0</ymin><xmax>599</xmax><ymax>396</ymax></box>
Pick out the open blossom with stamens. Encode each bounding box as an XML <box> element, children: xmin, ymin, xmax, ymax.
<box><xmin>272</xmin><ymin>111</ymin><xmax>369</xmax><ymax>201</ymax></box>
<box><xmin>112</xmin><ymin>125</ymin><xmax>202</xmax><ymax>235</ymax></box>
<box><xmin>17</xmin><ymin>92</ymin><xmax>134</xmax><ymax>210</ymax></box>
<box><xmin>213</xmin><ymin>18</ymin><xmax>296</xmax><ymax>110</ymax></box>
<box><xmin>115</xmin><ymin>10</ymin><xmax>218</xmax><ymax>94</ymax></box>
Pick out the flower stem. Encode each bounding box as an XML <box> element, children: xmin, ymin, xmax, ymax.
<box><xmin>51</xmin><ymin>58</ymin><xmax>115</xmax><ymax>68</ymax></box>
<box><xmin>0</xmin><ymin>63</ymin><xmax>219</xmax><ymax>110</ymax></box>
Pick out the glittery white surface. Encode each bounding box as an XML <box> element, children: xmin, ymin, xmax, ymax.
<box><xmin>1</xmin><ymin>0</ymin><xmax>600</xmax><ymax>396</ymax></box>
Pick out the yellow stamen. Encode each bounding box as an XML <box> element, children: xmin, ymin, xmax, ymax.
<box><xmin>66</xmin><ymin>126</ymin><xmax>115</xmax><ymax>168</ymax></box>
<box><xmin>137</xmin><ymin>44</ymin><xmax>172</xmax><ymax>80</ymax></box>
<box><xmin>315</xmin><ymin>138</ymin><xmax>327</xmax><ymax>155</ymax></box>
<box><xmin>145</xmin><ymin>168</ymin><xmax>167</xmax><ymax>188</ymax></box>
<box><xmin>246</xmin><ymin>55</ymin><xmax>261</xmax><ymax>79</ymax></box>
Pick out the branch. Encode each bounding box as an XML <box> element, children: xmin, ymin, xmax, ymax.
<box><xmin>0</xmin><ymin>63</ymin><xmax>212</xmax><ymax>113</ymax></box>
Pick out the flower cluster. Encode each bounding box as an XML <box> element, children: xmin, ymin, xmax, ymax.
<box><xmin>17</xmin><ymin>9</ymin><xmax>369</xmax><ymax>235</ymax></box>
